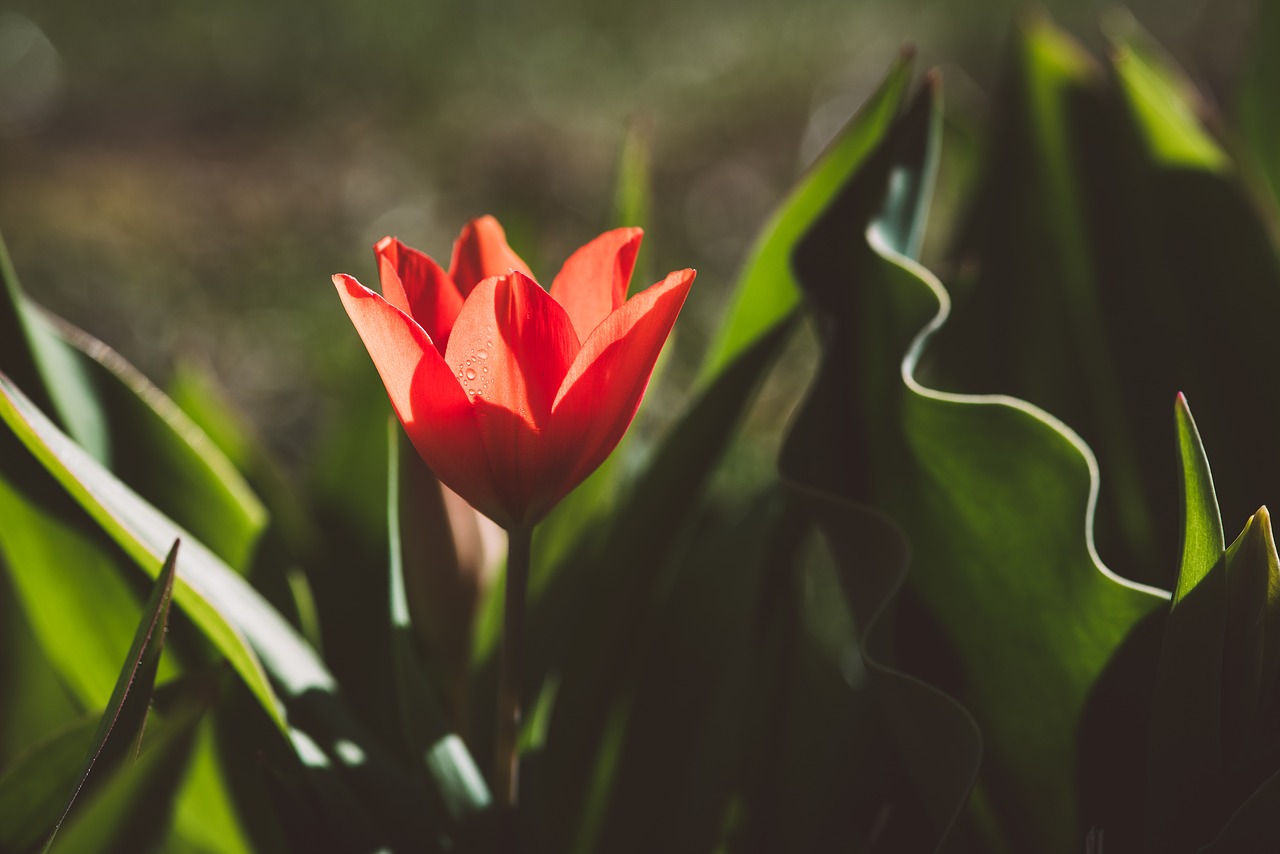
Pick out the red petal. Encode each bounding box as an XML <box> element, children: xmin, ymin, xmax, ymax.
<box><xmin>445</xmin><ymin>271</ymin><xmax>580</xmax><ymax>525</ymax></box>
<box><xmin>374</xmin><ymin>237</ymin><xmax>464</xmax><ymax>354</ymax></box>
<box><xmin>547</xmin><ymin>268</ymin><xmax>695</xmax><ymax>496</ymax></box>
<box><xmin>448</xmin><ymin>216</ymin><xmax>533</xmax><ymax>297</ymax></box>
<box><xmin>333</xmin><ymin>274</ymin><xmax>506</xmax><ymax>524</ymax></box>
<box><xmin>548</xmin><ymin>228</ymin><xmax>643</xmax><ymax>342</ymax></box>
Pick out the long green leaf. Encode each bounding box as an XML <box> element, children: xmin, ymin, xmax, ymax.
<box><xmin>1108</xmin><ymin>16</ymin><xmax>1228</xmax><ymax>172</ymax></box>
<box><xmin>0</xmin><ymin>375</ymin><xmax>285</xmax><ymax>728</ymax></box>
<box><xmin>0</xmin><ymin>372</ymin><xmax>467</xmax><ymax>848</ymax></box>
<box><xmin>44</xmin><ymin>540</ymin><xmax>179</xmax><ymax>851</ymax></box>
<box><xmin>1145</xmin><ymin>394</ymin><xmax>1227</xmax><ymax>848</ymax></box>
<box><xmin>780</xmin><ymin>75</ymin><xmax>983</xmax><ymax>850</ymax></box>
<box><xmin>0</xmin><ymin>233</ymin><xmax>266</xmax><ymax>573</ymax></box>
<box><xmin>0</xmin><ymin>468</ymin><xmax>173</xmax><ymax>710</ymax></box>
<box><xmin>386</xmin><ymin>426</ymin><xmax>491</xmax><ymax>830</ymax></box>
<box><xmin>50</xmin><ymin>694</ymin><xmax>209</xmax><ymax>854</ymax></box>
<box><xmin>700</xmin><ymin>46</ymin><xmax>915</xmax><ymax>379</ymax></box>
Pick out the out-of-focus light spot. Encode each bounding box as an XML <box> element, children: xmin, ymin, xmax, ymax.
<box><xmin>288</xmin><ymin>728</ymin><xmax>331</xmax><ymax>768</ymax></box>
<box><xmin>332</xmin><ymin>738</ymin><xmax>367</xmax><ymax>766</ymax></box>
<box><xmin>0</xmin><ymin>13</ymin><xmax>64</xmax><ymax>137</ymax></box>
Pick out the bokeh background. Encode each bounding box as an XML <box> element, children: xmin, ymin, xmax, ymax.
<box><xmin>0</xmin><ymin>0</ymin><xmax>1255</xmax><ymax>466</ymax></box>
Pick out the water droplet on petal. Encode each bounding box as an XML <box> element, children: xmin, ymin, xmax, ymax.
<box><xmin>482</xmin><ymin>366</ymin><xmax>488</xmax><ymax>373</ymax></box>
<box><xmin>466</xmin><ymin>368</ymin><xmax>477</xmax><ymax>380</ymax></box>
<box><xmin>476</xmin><ymin>350</ymin><xmax>488</xmax><ymax>360</ymax></box>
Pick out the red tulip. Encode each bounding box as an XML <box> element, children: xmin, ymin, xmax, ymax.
<box><xmin>334</xmin><ymin>216</ymin><xmax>695</xmax><ymax>530</ymax></box>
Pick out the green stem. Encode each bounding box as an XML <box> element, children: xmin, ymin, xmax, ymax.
<box><xmin>495</xmin><ymin>525</ymin><xmax>532</xmax><ymax>809</ymax></box>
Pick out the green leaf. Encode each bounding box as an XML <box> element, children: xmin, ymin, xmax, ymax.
<box><xmin>1171</xmin><ymin>394</ymin><xmax>1227</xmax><ymax>603</ymax></box>
<box><xmin>779</xmin><ymin>76</ymin><xmax>982</xmax><ymax>849</ymax></box>
<box><xmin>386</xmin><ymin>425</ymin><xmax>492</xmax><ymax>826</ymax></box>
<box><xmin>785</xmin><ymin>60</ymin><xmax>1165</xmax><ymax>853</ymax></box>
<box><xmin>0</xmin><ymin>234</ymin><xmax>106</xmax><ymax>461</ymax></box>
<box><xmin>1145</xmin><ymin>394</ymin><xmax>1227</xmax><ymax>848</ymax></box>
<box><xmin>0</xmin><ymin>577</ymin><xmax>82</xmax><ymax>770</ymax></box>
<box><xmin>1107</xmin><ymin>12</ymin><xmax>1229</xmax><ymax>172</ymax></box>
<box><xmin>44</xmin><ymin>540</ymin><xmax>179</xmax><ymax>851</ymax></box>
<box><xmin>0</xmin><ymin>375</ymin><xmax>285</xmax><ymax>729</ymax></box>
<box><xmin>0</xmin><ymin>715</ymin><xmax>97</xmax><ymax>852</ymax></box>
<box><xmin>579</xmin><ymin>492</ymin><xmax>815</xmax><ymax>854</ymax></box>
<box><xmin>699</xmin><ymin>46</ymin><xmax>915</xmax><ymax>380</ymax></box>
<box><xmin>0</xmin><ymin>467</ymin><xmax>174</xmax><ymax>710</ymax></box>
<box><xmin>1236</xmin><ymin>1</ymin><xmax>1280</xmax><ymax>210</ymax></box>
<box><xmin>0</xmin><ymin>373</ymin><xmax>436</xmax><ymax>849</ymax></box>
<box><xmin>931</xmin><ymin>15</ymin><xmax>1280</xmax><ymax>597</ymax></box>
<box><xmin>50</xmin><ymin>694</ymin><xmax>209</xmax><ymax>854</ymax></box>
<box><xmin>787</xmin><ymin>490</ymin><xmax>983</xmax><ymax>848</ymax></box>
<box><xmin>0</xmin><ymin>233</ymin><xmax>266</xmax><ymax>573</ymax></box>
<box><xmin>1222</xmin><ymin>507</ymin><xmax>1278</xmax><ymax>761</ymax></box>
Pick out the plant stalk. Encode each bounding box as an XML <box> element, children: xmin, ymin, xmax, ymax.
<box><xmin>495</xmin><ymin>525</ymin><xmax>532</xmax><ymax>809</ymax></box>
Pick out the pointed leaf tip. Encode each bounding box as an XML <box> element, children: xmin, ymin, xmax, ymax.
<box><xmin>1173</xmin><ymin>392</ymin><xmax>1225</xmax><ymax>603</ymax></box>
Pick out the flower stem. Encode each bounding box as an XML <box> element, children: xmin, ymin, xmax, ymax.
<box><xmin>495</xmin><ymin>525</ymin><xmax>532</xmax><ymax>809</ymax></box>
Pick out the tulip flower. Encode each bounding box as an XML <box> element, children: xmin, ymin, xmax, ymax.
<box><xmin>333</xmin><ymin>216</ymin><xmax>695</xmax><ymax>531</ymax></box>
<box><xmin>334</xmin><ymin>215</ymin><xmax>694</xmax><ymax>810</ymax></box>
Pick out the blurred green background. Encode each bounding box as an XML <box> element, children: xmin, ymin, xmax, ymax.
<box><xmin>0</xmin><ymin>0</ymin><xmax>1254</xmax><ymax>463</ymax></box>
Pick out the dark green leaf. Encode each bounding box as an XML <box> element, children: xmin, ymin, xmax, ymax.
<box><xmin>782</xmin><ymin>74</ymin><xmax>981</xmax><ymax>849</ymax></box>
<box><xmin>0</xmin><ymin>715</ymin><xmax>97</xmax><ymax>852</ymax></box>
<box><xmin>1146</xmin><ymin>394</ymin><xmax>1227</xmax><ymax>848</ymax></box>
<box><xmin>49</xmin><ymin>693</ymin><xmax>209</xmax><ymax>854</ymax></box>
<box><xmin>386</xmin><ymin>425</ymin><xmax>492</xmax><ymax>827</ymax></box>
<box><xmin>1222</xmin><ymin>507</ymin><xmax>1277</xmax><ymax>762</ymax></box>
<box><xmin>787</xmin><ymin>57</ymin><xmax>1165</xmax><ymax>852</ymax></box>
<box><xmin>43</xmin><ymin>540</ymin><xmax>180</xmax><ymax>851</ymax></box>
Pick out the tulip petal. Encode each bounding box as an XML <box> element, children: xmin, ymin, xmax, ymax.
<box><xmin>548</xmin><ymin>268</ymin><xmax>696</xmax><ymax>495</ymax></box>
<box><xmin>333</xmin><ymin>274</ymin><xmax>504</xmax><ymax>522</ymax></box>
<box><xmin>448</xmin><ymin>216</ymin><xmax>533</xmax><ymax>297</ymax></box>
<box><xmin>374</xmin><ymin>237</ymin><xmax>464</xmax><ymax>354</ymax></box>
<box><xmin>549</xmin><ymin>227</ymin><xmax>643</xmax><ymax>342</ymax></box>
<box><xmin>445</xmin><ymin>271</ymin><xmax>580</xmax><ymax>525</ymax></box>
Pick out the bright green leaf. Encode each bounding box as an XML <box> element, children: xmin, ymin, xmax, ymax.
<box><xmin>1108</xmin><ymin>13</ymin><xmax>1229</xmax><ymax>172</ymax></box>
<box><xmin>699</xmin><ymin>47</ymin><xmax>915</xmax><ymax>380</ymax></box>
